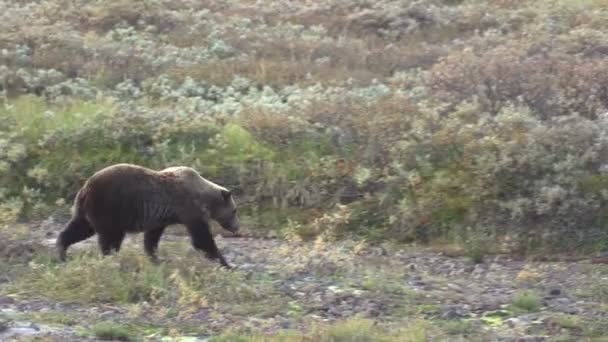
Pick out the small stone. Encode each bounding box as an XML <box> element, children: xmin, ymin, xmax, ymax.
<box><xmin>505</xmin><ymin>317</ymin><xmax>522</xmax><ymax>328</ymax></box>
<box><xmin>7</xmin><ymin>327</ymin><xmax>40</xmax><ymax>336</ymax></box>
<box><xmin>440</xmin><ymin>305</ymin><xmax>470</xmax><ymax>320</ymax></box>
<box><xmin>489</xmin><ymin>263</ymin><xmax>502</xmax><ymax>272</ymax></box>
<box><xmin>516</xmin><ymin>336</ymin><xmax>547</xmax><ymax>342</ymax></box>
<box><xmin>565</xmin><ymin>307</ymin><xmax>580</xmax><ymax>315</ymax></box>
<box><xmin>446</xmin><ymin>283</ymin><xmax>463</xmax><ymax>293</ymax></box>
<box><xmin>472</xmin><ymin>264</ymin><xmax>485</xmax><ymax>274</ymax></box>
<box><xmin>0</xmin><ymin>318</ymin><xmax>8</xmax><ymax>332</ymax></box>
<box><xmin>406</xmin><ymin>263</ymin><xmax>416</xmax><ymax>271</ymax></box>
<box><xmin>301</xmin><ymin>284</ymin><xmax>319</xmax><ymax>293</ymax></box>
<box><xmin>13</xmin><ymin>322</ymin><xmax>39</xmax><ymax>331</ymax></box>
<box><xmin>341</xmin><ymin>310</ymin><xmax>354</xmax><ymax>317</ymax></box>
<box><xmin>548</xmin><ymin>288</ymin><xmax>561</xmax><ymax>296</ymax></box>
<box><xmin>475</xmin><ymin>302</ymin><xmax>501</xmax><ymax>312</ymax></box>
<box><xmin>0</xmin><ymin>297</ymin><xmax>15</xmax><ymax>305</ymax></box>
<box><xmin>483</xmin><ymin>310</ymin><xmax>511</xmax><ymax>317</ymax></box>
<box><xmin>100</xmin><ymin>310</ymin><xmax>115</xmax><ymax>319</ymax></box>
<box><xmin>365</xmin><ymin>308</ymin><xmax>380</xmax><ymax>317</ymax></box>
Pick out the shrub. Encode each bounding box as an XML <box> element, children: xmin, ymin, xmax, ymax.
<box><xmin>429</xmin><ymin>41</ymin><xmax>608</xmax><ymax>120</ymax></box>
<box><xmin>511</xmin><ymin>291</ymin><xmax>542</xmax><ymax>312</ymax></box>
<box><xmin>92</xmin><ymin>322</ymin><xmax>133</xmax><ymax>341</ymax></box>
<box><xmin>2</xmin><ymin>0</ymin><xmax>608</xmax><ymax>254</ymax></box>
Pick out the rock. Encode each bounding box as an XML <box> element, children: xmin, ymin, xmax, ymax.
<box><xmin>440</xmin><ymin>305</ymin><xmax>470</xmax><ymax>320</ymax></box>
<box><xmin>516</xmin><ymin>336</ymin><xmax>547</xmax><ymax>342</ymax></box>
<box><xmin>0</xmin><ymin>318</ymin><xmax>8</xmax><ymax>332</ymax></box>
<box><xmin>474</xmin><ymin>302</ymin><xmax>502</xmax><ymax>312</ymax></box>
<box><xmin>565</xmin><ymin>306</ymin><xmax>580</xmax><ymax>315</ymax></box>
<box><xmin>548</xmin><ymin>288</ymin><xmax>561</xmax><ymax>296</ymax></box>
<box><xmin>0</xmin><ymin>297</ymin><xmax>15</xmax><ymax>306</ymax></box>
<box><xmin>99</xmin><ymin>310</ymin><xmax>115</xmax><ymax>319</ymax></box>
<box><xmin>406</xmin><ymin>263</ymin><xmax>416</xmax><ymax>271</ymax></box>
<box><xmin>300</xmin><ymin>283</ymin><xmax>319</xmax><ymax>293</ymax></box>
<box><xmin>327</xmin><ymin>286</ymin><xmax>344</xmax><ymax>294</ymax></box>
<box><xmin>341</xmin><ymin>310</ymin><xmax>354</xmax><ymax>317</ymax></box>
<box><xmin>446</xmin><ymin>283</ymin><xmax>464</xmax><ymax>293</ymax></box>
<box><xmin>489</xmin><ymin>263</ymin><xmax>502</xmax><ymax>272</ymax></box>
<box><xmin>3</xmin><ymin>327</ymin><xmax>40</xmax><ymax>337</ymax></box>
<box><xmin>472</xmin><ymin>264</ymin><xmax>485</xmax><ymax>275</ymax></box>
<box><xmin>591</xmin><ymin>256</ymin><xmax>608</xmax><ymax>264</ymax></box>
<box><xmin>484</xmin><ymin>310</ymin><xmax>511</xmax><ymax>317</ymax></box>
<box><xmin>409</xmin><ymin>279</ymin><xmax>426</xmax><ymax>287</ymax></box>
<box><xmin>505</xmin><ymin>317</ymin><xmax>522</xmax><ymax>328</ymax></box>
<box><xmin>1</xmin><ymin>322</ymin><xmax>41</xmax><ymax>339</ymax></box>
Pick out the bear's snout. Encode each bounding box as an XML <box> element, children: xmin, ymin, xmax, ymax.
<box><xmin>218</xmin><ymin>215</ymin><xmax>240</xmax><ymax>234</ymax></box>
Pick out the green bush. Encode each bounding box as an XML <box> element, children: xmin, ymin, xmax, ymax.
<box><xmin>92</xmin><ymin>322</ymin><xmax>133</xmax><ymax>341</ymax></box>
<box><xmin>511</xmin><ymin>291</ymin><xmax>542</xmax><ymax>312</ymax></box>
<box><xmin>2</xmin><ymin>0</ymin><xmax>608</xmax><ymax>254</ymax></box>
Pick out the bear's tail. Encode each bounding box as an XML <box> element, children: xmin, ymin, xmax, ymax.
<box><xmin>72</xmin><ymin>185</ymin><xmax>89</xmax><ymax>218</ymax></box>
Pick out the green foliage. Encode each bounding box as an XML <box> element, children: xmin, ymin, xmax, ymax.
<box><xmin>2</xmin><ymin>0</ymin><xmax>608</xmax><ymax>252</ymax></box>
<box><xmin>211</xmin><ymin>318</ymin><xmax>428</xmax><ymax>342</ymax></box>
<box><xmin>10</xmin><ymin>246</ymin><xmax>278</xmax><ymax>314</ymax></box>
<box><xmin>462</xmin><ymin>228</ymin><xmax>496</xmax><ymax>264</ymax></box>
<box><xmin>315</xmin><ymin>318</ymin><xmax>411</xmax><ymax>342</ymax></box>
<box><xmin>437</xmin><ymin>319</ymin><xmax>476</xmax><ymax>336</ymax></box>
<box><xmin>511</xmin><ymin>291</ymin><xmax>542</xmax><ymax>313</ymax></box>
<box><xmin>552</xmin><ymin>315</ymin><xmax>583</xmax><ymax>330</ymax></box>
<box><xmin>91</xmin><ymin>322</ymin><xmax>133</xmax><ymax>341</ymax></box>
<box><xmin>14</xmin><ymin>250</ymin><xmax>168</xmax><ymax>304</ymax></box>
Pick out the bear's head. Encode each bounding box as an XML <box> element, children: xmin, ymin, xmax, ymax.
<box><xmin>163</xmin><ymin>166</ymin><xmax>241</xmax><ymax>234</ymax></box>
<box><xmin>211</xmin><ymin>188</ymin><xmax>240</xmax><ymax>233</ymax></box>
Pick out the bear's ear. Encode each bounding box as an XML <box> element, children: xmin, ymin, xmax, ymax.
<box><xmin>221</xmin><ymin>189</ymin><xmax>232</xmax><ymax>201</ymax></box>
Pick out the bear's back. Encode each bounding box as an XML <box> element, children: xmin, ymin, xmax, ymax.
<box><xmin>80</xmin><ymin>164</ymin><xmax>180</xmax><ymax>228</ymax></box>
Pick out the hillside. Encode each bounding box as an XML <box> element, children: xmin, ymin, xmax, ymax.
<box><xmin>1</xmin><ymin>0</ymin><xmax>608</xmax><ymax>340</ymax></box>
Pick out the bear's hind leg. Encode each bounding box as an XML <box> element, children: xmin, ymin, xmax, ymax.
<box><xmin>56</xmin><ymin>216</ymin><xmax>95</xmax><ymax>262</ymax></box>
<box><xmin>97</xmin><ymin>230</ymin><xmax>126</xmax><ymax>256</ymax></box>
<box><xmin>144</xmin><ymin>226</ymin><xmax>166</xmax><ymax>262</ymax></box>
<box><xmin>186</xmin><ymin>220</ymin><xmax>231</xmax><ymax>269</ymax></box>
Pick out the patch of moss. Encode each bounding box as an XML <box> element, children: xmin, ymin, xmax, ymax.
<box><xmin>91</xmin><ymin>322</ymin><xmax>133</xmax><ymax>341</ymax></box>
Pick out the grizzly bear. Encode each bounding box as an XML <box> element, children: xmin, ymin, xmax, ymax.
<box><xmin>56</xmin><ymin>163</ymin><xmax>240</xmax><ymax>268</ymax></box>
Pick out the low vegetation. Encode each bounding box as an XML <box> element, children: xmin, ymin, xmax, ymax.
<box><xmin>91</xmin><ymin>322</ymin><xmax>133</xmax><ymax>341</ymax></box>
<box><xmin>511</xmin><ymin>291</ymin><xmax>542</xmax><ymax>313</ymax></box>
<box><xmin>1</xmin><ymin>0</ymin><xmax>608</xmax><ymax>253</ymax></box>
<box><xmin>2</xmin><ymin>0</ymin><xmax>608</xmax><ymax>340</ymax></box>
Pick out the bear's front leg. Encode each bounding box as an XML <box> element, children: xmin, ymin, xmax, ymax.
<box><xmin>144</xmin><ymin>226</ymin><xmax>167</xmax><ymax>263</ymax></box>
<box><xmin>186</xmin><ymin>219</ymin><xmax>232</xmax><ymax>269</ymax></box>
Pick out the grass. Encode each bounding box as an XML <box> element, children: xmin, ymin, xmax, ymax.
<box><xmin>0</xmin><ymin>96</ymin><xmax>116</xmax><ymax>144</ymax></box>
<box><xmin>24</xmin><ymin>311</ymin><xmax>79</xmax><ymax>327</ymax></box>
<box><xmin>553</xmin><ymin>315</ymin><xmax>583</xmax><ymax>330</ymax></box>
<box><xmin>12</xmin><ymin>249</ymin><xmax>169</xmax><ymax>304</ymax></box>
<box><xmin>91</xmin><ymin>322</ymin><xmax>133</xmax><ymax>341</ymax></box>
<box><xmin>438</xmin><ymin>319</ymin><xmax>476</xmax><ymax>336</ymax></box>
<box><xmin>211</xmin><ymin>318</ymin><xmax>428</xmax><ymax>342</ymax></box>
<box><xmin>7</xmin><ymin>244</ymin><xmax>282</xmax><ymax>317</ymax></box>
<box><xmin>510</xmin><ymin>291</ymin><xmax>542</xmax><ymax>313</ymax></box>
<box><xmin>588</xmin><ymin>283</ymin><xmax>608</xmax><ymax>304</ymax></box>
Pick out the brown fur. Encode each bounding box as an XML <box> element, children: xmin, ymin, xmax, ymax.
<box><xmin>56</xmin><ymin>163</ymin><xmax>240</xmax><ymax>268</ymax></box>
